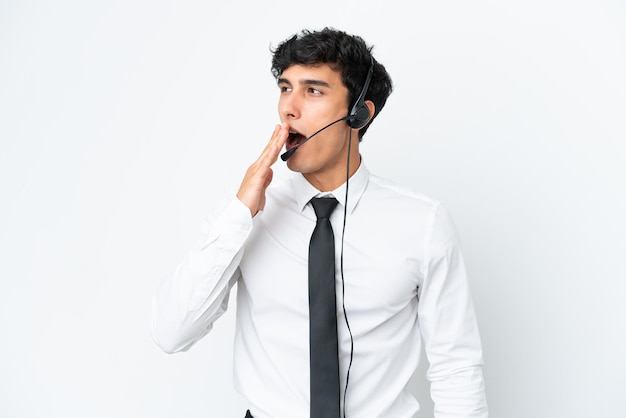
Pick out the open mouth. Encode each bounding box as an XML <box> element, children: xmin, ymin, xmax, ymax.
<box><xmin>287</xmin><ymin>130</ymin><xmax>306</xmax><ymax>150</ymax></box>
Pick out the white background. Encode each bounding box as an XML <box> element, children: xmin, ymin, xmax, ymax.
<box><xmin>1</xmin><ymin>1</ymin><xmax>625</xmax><ymax>417</ymax></box>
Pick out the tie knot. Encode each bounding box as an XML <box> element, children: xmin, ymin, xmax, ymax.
<box><xmin>311</xmin><ymin>197</ymin><xmax>338</xmax><ymax>220</ymax></box>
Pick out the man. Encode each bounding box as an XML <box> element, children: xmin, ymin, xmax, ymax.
<box><xmin>152</xmin><ymin>28</ymin><xmax>488</xmax><ymax>417</ymax></box>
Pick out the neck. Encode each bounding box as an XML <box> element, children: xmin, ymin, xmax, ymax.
<box><xmin>304</xmin><ymin>152</ymin><xmax>361</xmax><ymax>192</ymax></box>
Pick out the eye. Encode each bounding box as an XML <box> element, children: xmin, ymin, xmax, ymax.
<box><xmin>308</xmin><ymin>87</ymin><xmax>322</xmax><ymax>95</ymax></box>
<box><xmin>279</xmin><ymin>85</ymin><xmax>292</xmax><ymax>93</ymax></box>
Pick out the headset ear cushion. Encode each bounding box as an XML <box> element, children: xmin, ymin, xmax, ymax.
<box><xmin>347</xmin><ymin>57</ymin><xmax>374</xmax><ymax>129</ymax></box>
<box><xmin>347</xmin><ymin>103</ymin><xmax>370</xmax><ymax>129</ymax></box>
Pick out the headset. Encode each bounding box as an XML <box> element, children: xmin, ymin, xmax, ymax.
<box><xmin>336</xmin><ymin>59</ymin><xmax>375</xmax><ymax>417</ymax></box>
<box><xmin>337</xmin><ymin>57</ymin><xmax>375</xmax><ymax>418</ymax></box>
<box><xmin>346</xmin><ymin>56</ymin><xmax>374</xmax><ymax>129</ymax></box>
<box><xmin>280</xmin><ymin>57</ymin><xmax>374</xmax><ymax>161</ymax></box>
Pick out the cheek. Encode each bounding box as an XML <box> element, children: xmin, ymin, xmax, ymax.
<box><xmin>310</xmin><ymin>127</ymin><xmax>346</xmax><ymax>153</ymax></box>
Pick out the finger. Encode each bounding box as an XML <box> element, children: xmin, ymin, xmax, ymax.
<box><xmin>271</xmin><ymin>123</ymin><xmax>289</xmax><ymax>157</ymax></box>
<box><xmin>272</xmin><ymin>123</ymin><xmax>289</xmax><ymax>148</ymax></box>
<box><xmin>257</xmin><ymin>124</ymin><xmax>288</xmax><ymax>166</ymax></box>
<box><xmin>252</xmin><ymin>125</ymin><xmax>281</xmax><ymax>165</ymax></box>
<box><xmin>266</xmin><ymin>123</ymin><xmax>288</xmax><ymax>156</ymax></box>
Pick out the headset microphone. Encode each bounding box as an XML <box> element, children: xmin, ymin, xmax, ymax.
<box><xmin>280</xmin><ymin>146</ymin><xmax>298</xmax><ymax>162</ymax></box>
<box><xmin>280</xmin><ymin>116</ymin><xmax>349</xmax><ymax>161</ymax></box>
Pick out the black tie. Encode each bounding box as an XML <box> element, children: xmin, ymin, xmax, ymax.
<box><xmin>309</xmin><ymin>197</ymin><xmax>341</xmax><ymax>418</ymax></box>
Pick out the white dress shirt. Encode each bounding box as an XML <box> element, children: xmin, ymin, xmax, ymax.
<box><xmin>152</xmin><ymin>161</ymin><xmax>488</xmax><ymax>417</ymax></box>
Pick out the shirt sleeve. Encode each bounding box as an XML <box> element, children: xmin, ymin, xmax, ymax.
<box><xmin>151</xmin><ymin>196</ymin><xmax>253</xmax><ymax>354</ymax></box>
<box><xmin>418</xmin><ymin>203</ymin><xmax>488</xmax><ymax>417</ymax></box>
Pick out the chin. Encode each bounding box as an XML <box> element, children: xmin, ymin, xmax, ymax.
<box><xmin>286</xmin><ymin>156</ymin><xmax>317</xmax><ymax>175</ymax></box>
<box><xmin>285</xmin><ymin>158</ymin><xmax>304</xmax><ymax>173</ymax></box>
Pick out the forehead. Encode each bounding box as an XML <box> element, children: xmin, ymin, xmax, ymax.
<box><xmin>279</xmin><ymin>63</ymin><xmax>345</xmax><ymax>88</ymax></box>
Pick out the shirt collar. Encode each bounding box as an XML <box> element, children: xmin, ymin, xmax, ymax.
<box><xmin>292</xmin><ymin>159</ymin><xmax>370</xmax><ymax>214</ymax></box>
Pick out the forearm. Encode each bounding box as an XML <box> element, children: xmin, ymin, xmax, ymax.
<box><xmin>430</xmin><ymin>365</ymin><xmax>488</xmax><ymax>417</ymax></box>
<box><xmin>151</xmin><ymin>197</ymin><xmax>253</xmax><ymax>353</ymax></box>
<box><xmin>420</xmin><ymin>204</ymin><xmax>488</xmax><ymax>417</ymax></box>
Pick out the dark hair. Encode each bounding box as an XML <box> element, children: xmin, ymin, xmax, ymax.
<box><xmin>271</xmin><ymin>27</ymin><xmax>393</xmax><ymax>139</ymax></box>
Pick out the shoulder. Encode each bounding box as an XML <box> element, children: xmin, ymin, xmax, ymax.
<box><xmin>366</xmin><ymin>173</ymin><xmax>441</xmax><ymax>212</ymax></box>
<box><xmin>364</xmin><ymin>173</ymin><xmax>460</xmax><ymax>244</ymax></box>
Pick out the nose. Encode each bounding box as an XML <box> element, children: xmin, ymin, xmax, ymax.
<box><xmin>278</xmin><ymin>92</ymin><xmax>301</xmax><ymax>121</ymax></box>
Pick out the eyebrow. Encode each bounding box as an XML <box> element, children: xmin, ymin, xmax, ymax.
<box><xmin>277</xmin><ymin>78</ymin><xmax>331</xmax><ymax>88</ymax></box>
